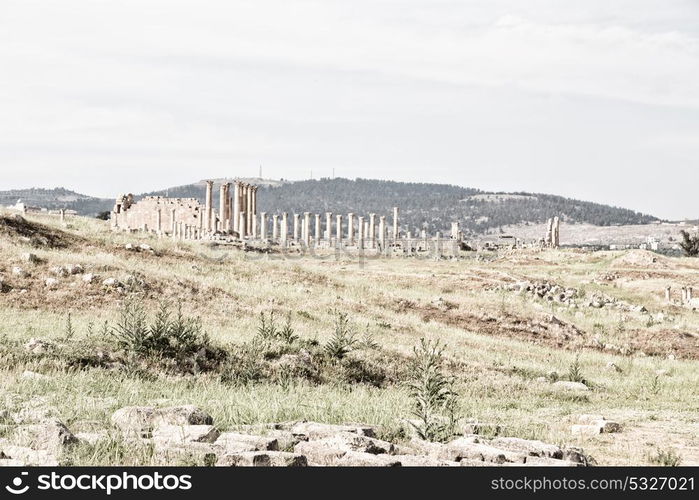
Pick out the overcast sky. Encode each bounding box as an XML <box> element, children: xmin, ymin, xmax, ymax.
<box><xmin>1</xmin><ymin>1</ymin><xmax>697</xmax><ymax>219</ymax></box>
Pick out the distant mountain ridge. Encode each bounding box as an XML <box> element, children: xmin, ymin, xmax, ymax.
<box><xmin>0</xmin><ymin>178</ymin><xmax>660</xmax><ymax>234</ymax></box>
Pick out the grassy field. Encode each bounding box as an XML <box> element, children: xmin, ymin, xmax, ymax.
<box><xmin>1</xmin><ymin>210</ymin><xmax>698</xmax><ymax>466</ymax></box>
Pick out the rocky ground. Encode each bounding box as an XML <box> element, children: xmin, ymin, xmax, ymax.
<box><xmin>2</xmin><ymin>403</ymin><xmax>608</xmax><ymax>466</ymax></box>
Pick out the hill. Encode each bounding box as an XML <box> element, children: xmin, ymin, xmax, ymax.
<box><xmin>0</xmin><ymin>187</ymin><xmax>110</xmax><ymax>217</ymax></box>
<box><xmin>144</xmin><ymin>178</ymin><xmax>660</xmax><ymax>235</ymax></box>
<box><xmin>1</xmin><ymin>178</ymin><xmax>660</xmax><ymax>234</ymax></box>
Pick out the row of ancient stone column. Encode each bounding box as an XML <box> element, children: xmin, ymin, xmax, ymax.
<box><xmin>665</xmin><ymin>286</ymin><xmax>694</xmax><ymax>304</ymax></box>
<box><xmin>255</xmin><ymin>210</ymin><xmax>399</xmax><ymax>249</ymax></box>
<box><xmin>205</xmin><ymin>180</ymin><xmax>258</xmax><ymax>236</ymax></box>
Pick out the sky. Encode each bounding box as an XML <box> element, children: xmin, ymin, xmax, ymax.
<box><xmin>0</xmin><ymin>0</ymin><xmax>697</xmax><ymax>220</ymax></box>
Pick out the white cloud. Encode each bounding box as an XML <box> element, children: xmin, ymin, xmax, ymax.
<box><xmin>0</xmin><ymin>0</ymin><xmax>697</xmax><ymax>219</ymax></box>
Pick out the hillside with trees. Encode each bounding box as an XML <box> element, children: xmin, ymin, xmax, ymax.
<box><xmin>1</xmin><ymin>178</ymin><xmax>660</xmax><ymax>234</ymax></box>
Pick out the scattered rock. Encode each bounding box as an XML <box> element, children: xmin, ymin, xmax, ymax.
<box><xmin>82</xmin><ymin>273</ymin><xmax>97</xmax><ymax>283</ymax></box>
<box><xmin>216</xmin><ymin>451</ymin><xmax>307</xmax><ymax>467</ymax></box>
<box><xmin>289</xmin><ymin>421</ymin><xmax>376</xmax><ymax>440</ymax></box>
<box><xmin>102</xmin><ymin>277</ymin><xmax>120</xmax><ymax>287</ymax></box>
<box><xmin>111</xmin><ymin>405</ymin><xmax>213</xmax><ymax>437</ymax></box>
<box><xmin>490</xmin><ymin>437</ymin><xmax>563</xmax><ymax>459</ymax></box>
<box><xmin>0</xmin><ymin>443</ymin><xmax>58</xmax><ymax>466</ymax></box>
<box><xmin>21</xmin><ymin>253</ymin><xmax>39</xmax><ymax>263</ymax></box>
<box><xmin>110</xmin><ymin>406</ymin><xmax>156</xmax><ymax>437</ymax></box>
<box><xmin>14</xmin><ymin>419</ymin><xmax>78</xmax><ymax>452</ymax></box>
<box><xmin>50</xmin><ymin>266</ymin><xmax>69</xmax><ymax>277</ymax></box>
<box><xmin>152</xmin><ymin>405</ymin><xmax>214</xmax><ymax>427</ymax></box>
<box><xmin>44</xmin><ymin>277</ymin><xmax>60</xmax><ymax>289</ymax></box>
<box><xmin>74</xmin><ymin>431</ymin><xmax>109</xmax><ymax>445</ymax></box>
<box><xmin>24</xmin><ymin>338</ymin><xmax>54</xmax><ymax>355</ymax></box>
<box><xmin>11</xmin><ymin>266</ymin><xmax>28</xmax><ymax>277</ymax></box>
<box><xmin>215</xmin><ymin>432</ymin><xmax>279</xmax><ymax>452</ymax></box>
<box><xmin>152</xmin><ymin>425</ymin><xmax>220</xmax><ymax>445</ymax></box>
<box><xmin>66</xmin><ymin>264</ymin><xmax>84</xmax><ymax>275</ymax></box>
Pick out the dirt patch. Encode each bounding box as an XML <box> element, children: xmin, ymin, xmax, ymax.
<box><xmin>0</xmin><ymin>215</ymin><xmax>82</xmax><ymax>249</ymax></box>
<box><xmin>625</xmin><ymin>329</ymin><xmax>699</xmax><ymax>360</ymax></box>
<box><xmin>421</xmin><ymin>307</ymin><xmax>586</xmax><ymax>349</ymax></box>
<box><xmin>611</xmin><ymin>250</ymin><xmax>671</xmax><ymax>269</ymax></box>
<box><xmin>417</xmin><ymin>304</ymin><xmax>699</xmax><ymax>360</ymax></box>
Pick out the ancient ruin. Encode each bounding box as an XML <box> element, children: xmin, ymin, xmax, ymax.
<box><xmin>110</xmin><ymin>181</ymin><xmax>569</xmax><ymax>258</ymax></box>
<box><xmin>544</xmin><ymin>216</ymin><xmax>561</xmax><ymax>248</ymax></box>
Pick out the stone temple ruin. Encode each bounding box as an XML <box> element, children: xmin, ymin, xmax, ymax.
<box><xmin>111</xmin><ymin>180</ymin><xmax>563</xmax><ymax>257</ymax></box>
<box><xmin>111</xmin><ymin>181</ymin><xmax>258</xmax><ymax>240</ymax></box>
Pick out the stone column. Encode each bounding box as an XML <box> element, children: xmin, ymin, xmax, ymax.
<box><xmin>260</xmin><ymin>212</ymin><xmax>267</xmax><ymax>240</ymax></box>
<box><xmin>358</xmin><ymin>216</ymin><xmax>365</xmax><ymax>248</ymax></box>
<box><xmin>233</xmin><ymin>181</ymin><xmax>240</xmax><ymax>234</ymax></box>
<box><xmin>347</xmin><ymin>213</ymin><xmax>354</xmax><ymax>246</ymax></box>
<box><xmin>369</xmin><ymin>214</ymin><xmax>376</xmax><ymax>249</ymax></box>
<box><xmin>178</xmin><ymin>222</ymin><xmax>184</xmax><ymax>240</ymax></box>
<box><xmin>336</xmin><ymin>214</ymin><xmax>343</xmax><ymax>246</ymax></box>
<box><xmin>364</xmin><ymin>220</ymin><xmax>370</xmax><ymax>244</ymax></box>
<box><xmin>303</xmin><ymin>212</ymin><xmax>311</xmax><ymax>246</ymax></box>
<box><xmin>435</xmin><ymin>231</ymin><xmax>443</xmax><ymax>258</ymax></box>
<box><xmin>379</xmin><ymin>216</ymin><xmax>386</xmax><ymax>249</ymax></box>
<box><xmin>226</xmin><ymin>182</ymin><xmax>233</xmax><ymax>230</ymax></box>
<box><xmin>252</xmin><ymin>212</ymin><xmax>258</xmax><ymax>239</ymax></box>
<box><xmin>272</xmin><ymin>214</ymin><xmax>279</xmax><ymax>241</ymax></box>
<box><xmin>254</xmin><ymin>186</ymin><xmax>258</xmax><ymax>217</ymax></box>
<box><xmin>314</xmin><ymin>214</ymin><xmax>321</xmax><ymax>244</ymax></box>
<box><xmin>281</xmin><ymin>212</ymin><xmax>288</xmax><ymax>245</ymax></box>
<box><xmin>665</xmin><ymin>286</ymin><xmax>672</xmax><ymax>302</ymax></box>
<box><xmin>156</xmin><ymin>208</ymin><xmax>162</xmax><ymax>233</ymax></box>
<box><xmin>688</xmin><ymin>287</ymin><xmax>694</xmax><ymax>302</ymax></box>
<box><xmin>545</xmin><ymin>218</ymin><xmax>553</xmax><ymax>247</ymax></box>
<box><xmin>239</xmin><ymin>212</ymin><xmax>246</xmax><ymax>238</ymax></box>
<box><xmin>293</xmin><ymin>214</ymin><xmax>300</xmax><ymax>241</ymax></box>
<box><xmin>246</xmin><ymin>185</ymin><xmax>253</xmax><ymax>236</ymax></box>
<box><xmin>59</xmin><ymin>209</ymin><xmax>65</xmax><ymax>223</ymax></box>
<box><xmin>219</xmin><ymin>183</ymin><xmax>227</xmax><ymax>232</ymax></box>
<box><xmin>451</xmin><ymin>222</ymin><xmax>460</xmax><ymax>240</ymax></box>
<box><xmin>205</xmin><ymin>181</ymin><xmax>213</xmax><ymax>233</ymax></box>
<box><xmin>325</xmin><ymin>212</ymin><xmax>333</xmax><ymax>242</ymax></box>
<box><xmin>553</xmin><ymin>216</ymin><xmax>560</xmax><ymax>248</ymax></box>
<box><xmin>392</xmin><ymin>207</ymin><xmax>399</xmax><ymax>240</ymax></box>
<box><xmin>171</xmin><ymin>208</ymin><xmax>176</xmax><ymax>235</ymax></box>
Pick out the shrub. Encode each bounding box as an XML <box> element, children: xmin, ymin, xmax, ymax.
<box><xmin>679</xmin><ymin>230</ymin><xmax>699</xmax><ymax>257</ymax></box>
<box><xmin>110</xmin><ymin>299</ymin><xmax>220</xmax><ymax>369</ymax></box>
<box><xmin>407</xmin><ymin>338</ymin><xmax>459</xmax><ymax>442</ymax></box>
<box><xmin>324</xmin><ymin>312</ymin><xmax>357</xmax><ymax>360</ymax></box>
<box><xmin>648</xmin><ymin>448</ymin><xmax>682</xmax><ymax>466</ymax></box>
<box><xmin>278</xmin><ymin>313</ymin><xmax>298</xmax><ymax>344</ymax></box>
<box><xmin>567</xmin><ymin>354</ymin><xmax>587</xmax><ymax>385</ymax></box>
<box><xmin>257</xmin><ymin>311</ymin><xmax>278</xmax><ymax>340</ymax></box>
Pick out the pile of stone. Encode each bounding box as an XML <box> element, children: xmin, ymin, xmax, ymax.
<box><xmin>585</xmin><ymin>292</ymin><xmax>647</xmax><ymax>313</ymax></box>
<box><xmin>502</xmin><ymin>281</ymin><xmax>578</xmax><ymax>304</ymax></box>
<box><xmin>107</xmin><ymin>406</ymin><xmax>593</xmax><ymax>467</ymax></box>
<box><xmin>571</xmin><ymin>415</ymin><xmax>622</xmax><ymax>436</ymax></box>
<box><xmin>0</xmin><ymin>403</ymin><xmax>597</xmax><ymax>466</ymax></box>
<box><xmin>499</xmin><ymin>281</ymin><xmax>647</xmax><ymax>313</ymax></box>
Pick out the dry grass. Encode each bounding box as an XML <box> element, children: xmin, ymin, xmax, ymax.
<box><xmin>0</xmin><ymin>209</ymin><xmax>698</xmax><ymax>465</ymax></box>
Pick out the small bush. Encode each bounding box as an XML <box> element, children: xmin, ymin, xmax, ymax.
<box><xmin>648</xmin><ymin>448</ymin><xmax>682</xmax><ymax>466</ymax></box>
<box><xmin>567</xmin><ymin>354</ymin><xmax>587</xmax><ymax>385</ymax></box>
<box><xmin>407</xmin><ymin>338</ymin><xmax>459</xmax><ymax>442</ymax></box>
<box><xmin>679</xmin><ymin>230</ymin><xmax>699</xmax><ymax>257</ymax></box>
<box><xmin>278</xmin><ymin>313</ymin><xmax>298</xmax><ymax>344</ymax></box>
<box><xmin>324</xmin><ymin>312</ymin><xmax>357</xmax><ymax>360</ymax></box>
<box><xmin>110</xmin><ymin>299</ymin><xmax>222</xmax><ymax>371</ymax></box>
